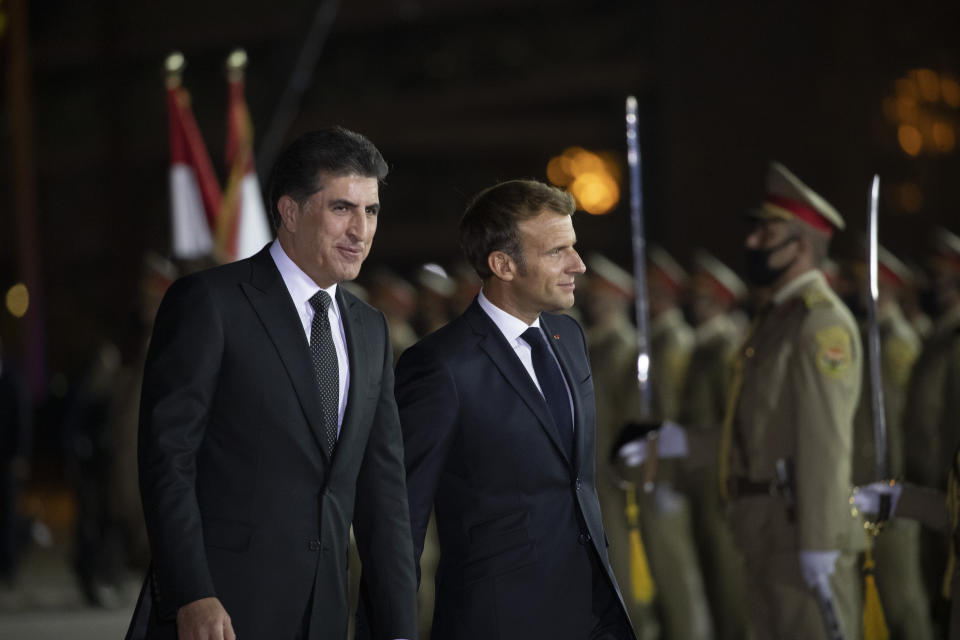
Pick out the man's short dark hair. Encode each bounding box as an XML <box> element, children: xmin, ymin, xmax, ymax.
<box><xmin>459</xmin><ymin>179</ymin><xmax>576</xmax><ymax>280</ymax></box>
<box><xmin>266</xmin><ymin>127</ymin><xmax>388</xmax><ymax>228</ymax></box>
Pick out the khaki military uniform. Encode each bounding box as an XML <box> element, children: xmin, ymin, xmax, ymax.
<box><xmin>588</xmin><ymin>313</ymin><xmax>659</xmax><ymax>640</ymax></box>
<box><xmin>637</xmin><ymin>308</ymin><xmax>712</xmax><ymax>640</ymax></box>
<box><xmin>903</xmin><ymin>304</ymin><xmax>960</xmax><ymax>627</ymax></box>
<box><xmin>724</xmin><ymin>270</ymin><xmax>865</xmax><ymax>640</ymax></box>
<box><xmin>679</xmin><ymin>312</ymin><xmax>747</xmax><ymax>640</ymax></box>
<box><xmin>851</xmin><ymin>301</ymin><xmax>931</xmax><ymax>639</ymax></box>
<box><xmin>904</xmin><ymin>305</ymin><xmax>960</xmax><ymax>490</ymax></box>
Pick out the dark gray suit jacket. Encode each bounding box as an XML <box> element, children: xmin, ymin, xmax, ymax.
<box><xmin>128</xmin><ymin>246</ymin><xmax>417</xmax><ymax>640</ymax></box>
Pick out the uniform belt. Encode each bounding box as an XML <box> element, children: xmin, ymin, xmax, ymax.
<box><xmin>726</xmin><ymin>476</ymin><xmax>778</xmax><ymax>499</ymax></box>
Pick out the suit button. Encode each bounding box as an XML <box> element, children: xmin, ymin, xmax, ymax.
<box><xmin>308</xmin><ymin>540</ymin><xmax>321</xmax><ymax>551</ymax></box>
<box><xmin>578</xmin><ymin>532</ymin><xmax>591</xmax><ymax>545</ymax></box>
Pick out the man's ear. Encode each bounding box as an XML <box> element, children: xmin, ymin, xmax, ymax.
<box><xmin>277</xmin><ymin>195</ymin><xmax>300</xmax><ymax>233</ymax></box>
<box><xmin>488</xmin><ymin>251</ymin><xmax>516</xmax><ymax>282</ymax></box>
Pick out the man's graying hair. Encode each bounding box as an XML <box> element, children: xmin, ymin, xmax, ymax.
<box><xmin>459</xmin><ymin>179</ymin><xmax>576</xmax><ymax>280</ymax></box>
<box><xmin>265</xmin><ymin>127</ymin><xmax>388</xmax><ymax>228</ymax></box>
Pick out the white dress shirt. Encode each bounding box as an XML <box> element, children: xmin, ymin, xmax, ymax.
<box><xmin>270</xmin><ymin>239</ymin><xmax>349</xmax><ymax>433</ymax></box>
<box><xmin>477</xmin><ymin>289</ymin><xmax>574</xmax><ymax>425</ymax></box>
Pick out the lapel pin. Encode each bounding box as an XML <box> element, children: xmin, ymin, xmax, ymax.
<box><xmin>553</xmin><ymin>334</ymin><xmax>560</xmax><ymax>340</ymax></box>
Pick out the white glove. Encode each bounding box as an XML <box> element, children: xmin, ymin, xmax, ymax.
<box><xmin>851</xmin><ymin>481</ymin><xmax>902</xmax><ymax>518</ymax></box>
<box><xmin>618</xmin><ymin>421</ymin><xmax>688</xmax><ymax>467</ymax></box>
<box><xmin>798</xmin><ymin>549</ymin><xmax>839</xmax><ymax>591</ymax></box>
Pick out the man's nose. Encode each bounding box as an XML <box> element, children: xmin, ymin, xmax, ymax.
<box><xmin>347</xmin><ymin>212</ymin><xmax>367</xmax><ymax>240</ymax></box>
<box><xmin>569</xmin><ymin>250</ymin><xmax>586</xmax><ymax>274</ymax></box>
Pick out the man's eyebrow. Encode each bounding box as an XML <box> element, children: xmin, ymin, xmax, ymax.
<box><xmin>328</xmin><ymin>198</ymin><xmax>358</xmax><ymax>208</ymax></box>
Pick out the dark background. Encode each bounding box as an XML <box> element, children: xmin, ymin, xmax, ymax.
<box><xmin>2</xmin><ymin>0</ymin><xmax>960</xmax><ymax>427</ymax></box>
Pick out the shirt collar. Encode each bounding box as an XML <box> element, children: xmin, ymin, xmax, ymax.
<box><xmin>270</xmin><ymin>239</ymin><xmax>339</xmax><ymax>316</ymax></box>
<box><xmin>478</xmin><ymin>288</ymin><xmax>540</xmax><ymax>345</ymax></box>
<box><xmin>772</xmin><ymin>268</ymin><xmax>824</xmax><ymax>306</ymax></box>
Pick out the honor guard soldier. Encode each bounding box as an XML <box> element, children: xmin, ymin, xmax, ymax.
<box><xmin>583</xmin><ymin>253</ymin><xmax>658</xmax><ymax>639</ymax></box>
<box><xmin>847</xmin><ymin>246</ymin><xmax>932</xmax><ymax>639</ymax></box>
<box><xmin>640</xmin><ymin>247</ymin><xmax>713</xmax><ymax>640</ymax></box>
<box><xmin>902</xmin><ymin>227</ymin><xmax>960</xmax><ymax>629</ymax></box>
<box><xmin>619</xmin><ymin>162</ymin><xmax>865</xmax><ymax>640</ymax></box>
<box><xmin>679</xmin><ymin>250</ymin><xmax>748</xmax><ymax>640</ymax></box>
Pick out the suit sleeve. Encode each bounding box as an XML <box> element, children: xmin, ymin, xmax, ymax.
<box><xmin>395</xmin><ymin>341</ymin><xmax>459</xmax><ymax>577</ymax></box>
<box><xmin>137</xmin><ymin>275</ymin><xmax>223</xmax><ymax>618</ymax></box>
<box><xmin>792</xmin><ymin>313</ymin><xmax>862</xmax><ymax>551</ymax></box>
<box><xmin>352</xmin><ymin>313</ymin><xmax>418</xmax><ymax>639</ymax></box>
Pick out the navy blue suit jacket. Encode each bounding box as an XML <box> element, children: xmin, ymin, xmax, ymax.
<box><xmin>397</xmin><ymin>298</ymin><xmax>631</xmax><ymax>639</ymax></box>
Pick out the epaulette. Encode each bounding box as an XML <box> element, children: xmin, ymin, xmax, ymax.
<box><xmin>802</xmin><ymin>287</ymin><xmax>831</xmax><ymax>309</ymax></box>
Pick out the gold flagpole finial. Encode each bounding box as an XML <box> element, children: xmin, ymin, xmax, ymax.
<box><xmin>165</xmin><ymin>51</ymin><xmax>186</xmax><ymax>89</ymax></box>
<box><xmin>226</xmin><ymin>48</ymin><xmax>248</xmax><ymax>82</ymax></box>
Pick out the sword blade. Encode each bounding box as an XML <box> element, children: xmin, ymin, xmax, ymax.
<box><xmin>626</xmin><ymin>96</ymin><xmax>653</xmax><ymax>419</ymax></box>
<box><xmin>866</xmin><ymin>174</ymin><xmax>888</xmax><ymax>480</ymax></box>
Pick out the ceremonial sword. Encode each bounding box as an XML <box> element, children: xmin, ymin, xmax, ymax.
<box><xmin>865</xmin><ymin>175</ymin><xmax>888</xmax><ymax>482</ymax></box>
<box><xmin>625</xmin><ymin>96</ymin><xmax>653</xmax><ymax>421</ymax></box>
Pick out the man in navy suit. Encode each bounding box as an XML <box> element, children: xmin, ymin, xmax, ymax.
<box><xmin>396</xmin><ymin>180</ymin><xmax>635</xmax><ymax>639</ymax></box>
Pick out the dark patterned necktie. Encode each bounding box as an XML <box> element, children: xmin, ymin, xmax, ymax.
<box><xmin>521</xmin><ymin>327</ymin><xmax>574</xmax><ymax>459</ymax></box>
<box><xmin>309</xmin><ymin>290</ymin><xmax>339</xmax><ymax>456</ymax></box>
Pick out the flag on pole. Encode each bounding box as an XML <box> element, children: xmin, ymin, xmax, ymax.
<box><xmin>215</xmin><ymin>49</ymin><xmax>272</xmax><ymax>262</ymax></box>
<box><xmin>165</xmin><ymin>52</ymin><xmax>222</xmax><ymax>260</ymax></box>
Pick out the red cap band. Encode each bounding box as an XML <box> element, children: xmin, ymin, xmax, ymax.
<box><xmin>765</xmin><ymin>194</ymin><xmax>834</xmax><ymax>235</ymax></box>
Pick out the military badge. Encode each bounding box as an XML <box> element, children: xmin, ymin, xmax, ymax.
<box><xmin>815</xmin><ymin>325</ymin><xmax>852</xmax><ymax>377</ymax></box>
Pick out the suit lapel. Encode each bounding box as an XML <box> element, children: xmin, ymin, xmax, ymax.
<box><xmin>467</xmin><ymin>301</ymin><xmax>571</xmax><ymax>466</ymax></box>
<box><xmin>240</xmin><ymin>248</ymin><xmax>330</xmax><ymax>462</ymax></box>
<box><xmin>541</xmin><ymin>315</ymin><xmax>588</xmax><ymax>470</ymax></box>
<box><xmin>331</xmin><ymin>286</ymin><xmax>368</xmax><ymax>466</ymax></box>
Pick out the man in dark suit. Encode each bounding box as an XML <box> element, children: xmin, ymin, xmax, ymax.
<box><xmin>396</xmin><ymin>180</ymin><xmax>635</xmax><ymax>639</ymax></box>
<box><xmin>129</xmin><ymin>128</ymin><xmax>417</xmax><ymax>640</ymax></box>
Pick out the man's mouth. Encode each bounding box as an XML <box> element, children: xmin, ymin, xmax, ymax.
<box><xmin>337</xmin><ymin>245</ymin><xmax>364</xmax><ymax>260</ymax></box>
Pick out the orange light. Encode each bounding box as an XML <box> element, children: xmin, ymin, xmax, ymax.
<box><xmin>546</xmin><ymin>156</ymin><xmax>571</xmax><ymax>187</ymax></box>
<box><xmin>895</xmin><ymin>96</ymin><xmax>918</xmax><ymax>122</ymax></box>
<box><xmin>932</xmin><ymin>121</ymin><xmax>955</xmax><ymax>152</ymax></box>
<box><xmin>942</xmin><ymin>77</ymin><xmax>960</xmax><ymax>108</ymax></box>
<box><xmin>896</xmin><ymin>77</ymin><xmax>918</xmax><ymax>99</ymax></box>
<box><xmin>571</xmin><ymin>172</ymin><xmax>619</xmax><ymax>215</ymax></box>
<box><xmin>914</xmin><ymin>68</ymin><xmax>940</xmax><ymax>102</ymax></box>
<box><xmin>569</xmin><ymin>149</ymin><xmax>605</xmax><ymax>175</ymax></box>
<box><xmin>898</xmin><ymin>124</ymin><xmax>923</xmax><ymax>156</ymax></box>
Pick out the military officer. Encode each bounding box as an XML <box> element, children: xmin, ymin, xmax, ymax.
<box><xmin>640</xmin><ymin>247</ymin><xmax>712</xmax><ymax>640</ymax></box>
<box><xmin>846</xmin><ymin>246</ymin><xmax>932</xmax><ymax>640</ymax></box>
<box><xmin>582</xmin><ymin>253</ymin><xmax>658</xmax><ymax>640</ymax></box>
<box><xmin>647</xmin><ymin>247</ymin><xmax>694</xmax><ymax>422</ymax></box>
<box><xmin>620</xmin><ymin>162</ymin><xmax>865</xmax><ymax>639</ymax></box>
<box><xmin>903</xmin><ymin>227</ymin><xmax>960</xmax><ymax>629</ymax></box>
<box><xmin>678</xmin><ymin>250</ymin><xmax>748</xmax><ymax>640</ymax></box>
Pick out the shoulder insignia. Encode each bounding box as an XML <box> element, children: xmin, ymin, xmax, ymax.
<box><xmin>803</xmin><ymin>288</ymin><xmax>830</xmax><ymax>309</ymax></box>
<box><xmin>815</xmin><ymin>325</ymin><xmax>853</xmax><ymax>377</ymax></box>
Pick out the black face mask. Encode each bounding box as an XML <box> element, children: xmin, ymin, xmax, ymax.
<box><xmin>744</xmin><ymin>236</ymin><xmax>798</xmax><ymax>287</ymax></box>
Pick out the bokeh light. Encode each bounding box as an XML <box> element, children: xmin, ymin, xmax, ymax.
<box><xmin>545</xmin><ymin>147</ymin><xmax>621</xmax><ymax>214</ymax></box>
<box><xmin>897</xmin><ymin>124</ymin><xmax>923</xmax><ymax>156</ymax></box>
<box><xmin>5</xmin><ymin>283</ymin><xmax>29</xmax><ymax>318</ymax></box>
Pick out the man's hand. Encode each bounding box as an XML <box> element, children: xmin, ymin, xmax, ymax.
<box><xmin>616</xmin><ymin>421</ymin><xmax>688</xmax><ymax>467</ymax></box>
<box><xmin>798</xmin><ymin>550</ymin><xmax>839</xmax><ymax>592</ymax></box>
<box><xmin>177</xmin><ymin>597</ymin><xmax>236</xmax><ymax>640</ymax></box>
<box><xmin>851</xmin><ymin>480</ymin><xmax>902</xmax><ymax>518</ymax></box>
